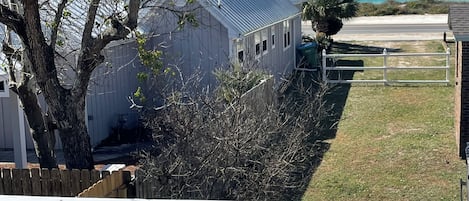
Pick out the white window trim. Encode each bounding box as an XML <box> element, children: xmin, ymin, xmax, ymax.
<box><xmin>262</xmin><ymin>29</ymin><xmax>268</xmax><ymax>56</ymax></box>
<box><xmin>236</xmin><ymin>39</ymin><xmax>245</xmax><ymax>65</ymax></box>
<box><xmin>271</xmin><ymin>26</ymin><xmax>276</xmax><ymax>49</ymax></box>
<box><xmin>254</xmin><ymin>32</ymin><xmax>261</xmax><ymax>59</ymax></box>
<box><xmin>283</xmin><ymin>20</ymin><xmax>291</xmax><ymax>51</ymax></box>
<box><xmin>0</xmin><ymin>80</ymin><xmax>9</xmax><ymax>97</ymax></box>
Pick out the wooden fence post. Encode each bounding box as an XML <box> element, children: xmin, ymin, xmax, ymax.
<box><xmin>50</xmin><ymin>169</ymin><xmax>61</xmax><ymax>196</ymax></box>
<box><xmin>20</xmin><ymin>169</ymin><xmax>31</xmax><ymax>195</ymax></box>
<box><xmin>30</xmin><ymin>169</ymin><xmax>41</xmax><ymax>196</ymax></box>
<box><xmin>2</xmin><ymin>169</ymin><xmax>11</xmax><ymax>194</ymax></box>
<box><xmin>11</xmin><ymin>169</ymin><xmax>22</xmax><ymax>195</ymax></box>
<box><xmin>40</xmin><ymin>169</ymin><xmax>50</xmax><ymax>196</ymax></box>
<box><xmin>70</xmin><ymin>169</ymin><xmax>81</xmax><ymax>196</ymax></box>
<box><xmin>80</xmin><ymin>169</ymin><xmax>91</xmax><ymax>191</ymax></box>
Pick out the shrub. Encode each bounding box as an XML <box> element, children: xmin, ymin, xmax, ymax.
<box><xmin>213</xmin><ymin>64</ymin><xmax>267</xmax><ymax>103</ymax></box>
<box><xmin>136</xmin><ymin>71</ymin><xmax>337</xmax><ymax>200</ymax></box>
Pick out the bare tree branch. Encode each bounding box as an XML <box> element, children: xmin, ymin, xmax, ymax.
<box><xmin>50</xmin><ymin>0</ymin><xmax>68</xmax><ymax>52</ymax></box>
<box><xmin>22</xmin><ymin>0</ymin><xmax>67</xmax><ymax>102</ymax></box>
<box><xmin>81</xmin><ymin>0</ymin><xmax>100</xmax><ymax>49</ymax></box>
<box><xmin>0</xmin><ymin>4</ymin><xmax>27</xmax><ymax>42</ymax></box>
<box><xmin>89</xmin><ymin>0</ymin><xmax>140</xmax><ymax>55</ymax></box>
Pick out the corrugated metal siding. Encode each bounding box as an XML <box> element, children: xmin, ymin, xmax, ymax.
<box><xmin>202</xmin><ymin>0</ymin><xmax>300</xmax><ymax>36</ymax></box>
<box><xmin>144</xmin><ymin>5</ymin><xmax>230</xmax><ymax>91</ymax></box>
<box><xmin>0</xmin><ymin>93</ymin><xmax>48</xmax><ymax>149</ymax></box>
<box><xmin>241</xmin><ymin>15</ymin><xmax>301</xmax><ymax>83</ymax></box>
<box><xmin>0</xmin><ymin>94</ymin><xmax>20</xmax><ymax>149</ymax></box>
<box><xmin>86</xmin><ymin>42</ymin><xmax>143</xmax><ymax>147</ymax></box>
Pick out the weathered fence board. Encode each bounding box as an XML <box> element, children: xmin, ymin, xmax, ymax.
<box><xmin>70</xmin><ymin>169</ymin><xmax>81</xmax><ymax>196</ymax></box>
<box><xmin>11</xmin><ymin>169</ymin><xmax>21</xmax><ymax>195</ymax></box>
<box><xmin>20</xmin><ymin>169</ymin><xmax>31</xmax><ymax>196</ymax></box>
<box><xmin>0</xmin><ymin>168</ymin><xmax>113</xmax><ymax>197</ymax></box>
<box><xmin>0</xmin><ymin>170</ymin><xmax>4</xmax><ymax>194</ymax></box>
<box><xmin>40</xmin><ymin>169</ymin><xmax>50</xmax><ymax>195</ymax></box>
<box><xmin>50</xmin><ymin>169</ymin><xmax>61</xmax><ymax>196</ymax></box>
<box><xmin>80</xmin><ymin>169</ymin><xmax>90</xmax><ymax>190</ymax></box>
<box><xmin>2</xmin><ymin>169</ymin><xmax>11</xmax><ymax>194</ymax></box>
<box><xmin>78</xmin><ymin>170</ymin><xmax>132</xmax><ymax>198</ymax></box>
<box><xmin>60</xmin><ymin>170</ymin><xmax>71</xmax><ymax>196</ymax></box>
<box><xmin>30</xmin><ymin>169</ymin><xmax>40</xmax><ymax>196</ymax></box>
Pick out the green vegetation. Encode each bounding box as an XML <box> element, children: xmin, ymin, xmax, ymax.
<box><xmin>357</xmin><ymin>0</ymin><xmax>450</xmax><ymax>16</ymax></box>
<box><xmin>214</xmin><ymin>65</ymin><xmax>267</xmax><ymax>102</ymax></box>
<box><xmin>302</xmin><ymin>0</ymin><xmax>359</xmax><ymax>37</ymax></box>
<box><xmin>302</xmin><ymin>40</ymin><xmax>465</xmax><ymax>200</ymax></box>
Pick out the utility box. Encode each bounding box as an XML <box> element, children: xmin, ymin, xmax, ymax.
<box><xmin>297</xmin><ymin>42</ymin><xmax>318</xmax><ymax>68</ymax></box>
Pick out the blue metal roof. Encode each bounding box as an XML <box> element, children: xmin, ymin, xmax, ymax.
<box><xmin>290</xmin><ymin>0</ymin><xmax>306</xmax><ymax>5</ymax></box>
<box><xmin>201</xmin><ymin>0</ymin><xmax>300</xmax><ymax>36</ymax></box>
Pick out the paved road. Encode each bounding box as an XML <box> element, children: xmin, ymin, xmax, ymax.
<box><xmin>339</xmin><ymin>24</ymin><xmax>449</xmax><ymax>34</ymax></box>
<box><xmin>302</xmin><ymin>23</ymin><xmax>449</xmax><ymax>35</ymax></box>
<box><xmin>300</xmin><ymin>14</ymin><xmax>451</xmax><ymax>41</ymax></box>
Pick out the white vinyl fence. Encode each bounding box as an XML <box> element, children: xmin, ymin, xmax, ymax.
<box><xmin>321</xmin><ymin>48</ymin><xmax>451</xmax><ymax>85</ymax></box>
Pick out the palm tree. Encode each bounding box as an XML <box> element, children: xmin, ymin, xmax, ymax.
<box><xmin>302</xmin><ymin>0</ymin><xmax>358</xmax><ymax>37</ymax></box>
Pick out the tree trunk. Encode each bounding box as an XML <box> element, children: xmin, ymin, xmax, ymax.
<box><xmin>17</xmin><ymin>85</ymin><xmax>58</xmax><ymax>169</ymax></box>
<box><xmin>58</xmin><ymin>127</ymin><xmax>94</xmax><ymax>169</ymax></box>
<box><xmin>22</xmin><ymin>1</ymin><xmax>94</xmax><ymax>169</ymax></box>
<box><xmin>56</xmin><ymin>95</ymin><xmax>94</xmax><ymax>170</ymax></box>
<box><xmin>314</xmin><ymin>19</ymin><xmax>329</xmax><ymax>36</ymax></box>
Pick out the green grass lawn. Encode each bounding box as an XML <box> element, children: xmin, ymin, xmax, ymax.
<box><xmin>302</xmin><ymin>41</ymin><xmax>466</xmax><ymax>200</ymax></box>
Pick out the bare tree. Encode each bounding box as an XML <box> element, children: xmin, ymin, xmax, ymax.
<box><xmin>0</xmin><ymin>0</ymin><xmax>142</xmax><ymax>169</ymax></box>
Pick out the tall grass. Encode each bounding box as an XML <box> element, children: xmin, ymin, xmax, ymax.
<box><xmin>357</xmin><ymin>0</ymin><xmax>450</xmax><ymax>16</ymax></box>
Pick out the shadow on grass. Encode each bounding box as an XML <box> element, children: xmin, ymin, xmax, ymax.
<box><xmin>331</xmin><ymin>42</ymin><xmax>402</xmax><ymax>54</ymax></box>
<box><xmin>281</xmin><ymin>42</ymin><xmax>377</xmax><ymax>200</ymax></box>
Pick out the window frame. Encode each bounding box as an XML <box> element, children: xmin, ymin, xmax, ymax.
<box><xmin>283</xmin><ymin>20</ymin><xmax>291</xmax><ymax>50</ymax></box>
<box><xmin>254</xmin><ymin>32</ymin><xmax>261</xmax><ymax>58</ymax></box>
<box><xmin>271</xmin><ymin>26</ymin><xmax>276</xmax><ymax>49</ymax></box>
<box><xmin>0</xmin><ymin>80</ymin><xmax>9</xmax><ymax>97</ymax></box>
<box><xmin>261</xmin><ymin>29</ymin><xmax>268</xmax><ymax>55</ymax></box>
<box><xmin>236</xmin><ymin>39</ymin><xmax>245</xmax><ymax>64</ymax></box>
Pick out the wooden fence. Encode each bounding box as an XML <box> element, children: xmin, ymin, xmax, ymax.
<box><xmin>0</xmin><ymin>168</ymin><xmax>111</xmax><ymax>197</ymax></box>
<box><xmin>78</xmin><ymin>170</ymin><xmax>132</xmax><ymax>198</ymax></box>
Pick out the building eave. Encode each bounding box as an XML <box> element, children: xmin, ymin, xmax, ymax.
<box><xmin>241</xmin><ymin>12</ymin><xmax>301</xmax><ymax>37</ymax></box>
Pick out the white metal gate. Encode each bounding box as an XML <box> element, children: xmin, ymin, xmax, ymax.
<box><xmin>321</xmin><ymin>48</ymin><xmax>451</xmax><ymax>85</ymax></box>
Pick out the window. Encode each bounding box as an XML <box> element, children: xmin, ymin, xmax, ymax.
<box><xmin>271</xmin><ymin>26</ymin><xmax>275</xmax><ymax>49</ymax></box>
<box><xmin>0</xmin><ymin>80</ymin><xmax>9</xmax><ymax>97</ymax></box>
<box><xmin>283</xmin><ymin>20</ymin><xmax>291</xmax><ymax>49</ymax></box>
<box><xmin>262</xmin><ymin>29</ymin><xmax>268</xmax><ymax>55</ymax></box>
<box><xmin>255</xmin><ymin>32</ymin><xmax>261</xmax><ymax>57</ymax></box>
<box><xmin>2</xmin><ymin>0</ymin><xmax>20</xmax><ymax>12</ymax></box>
<box><xmin>237</xmin><ymin>39</ymin><xmax>244</xmax><ymax>63</ymax></box>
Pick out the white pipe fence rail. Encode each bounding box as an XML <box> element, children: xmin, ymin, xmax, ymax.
<box><xmin>321</xmin><ymin>48</ymin><xmax>451</xmax><ymax>85</ymax></box>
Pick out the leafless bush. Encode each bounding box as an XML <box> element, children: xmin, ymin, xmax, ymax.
<box><xmin>137</xmin><ymin>71</ymin><xmax>336</xmax><ymax>200</ymax></box>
